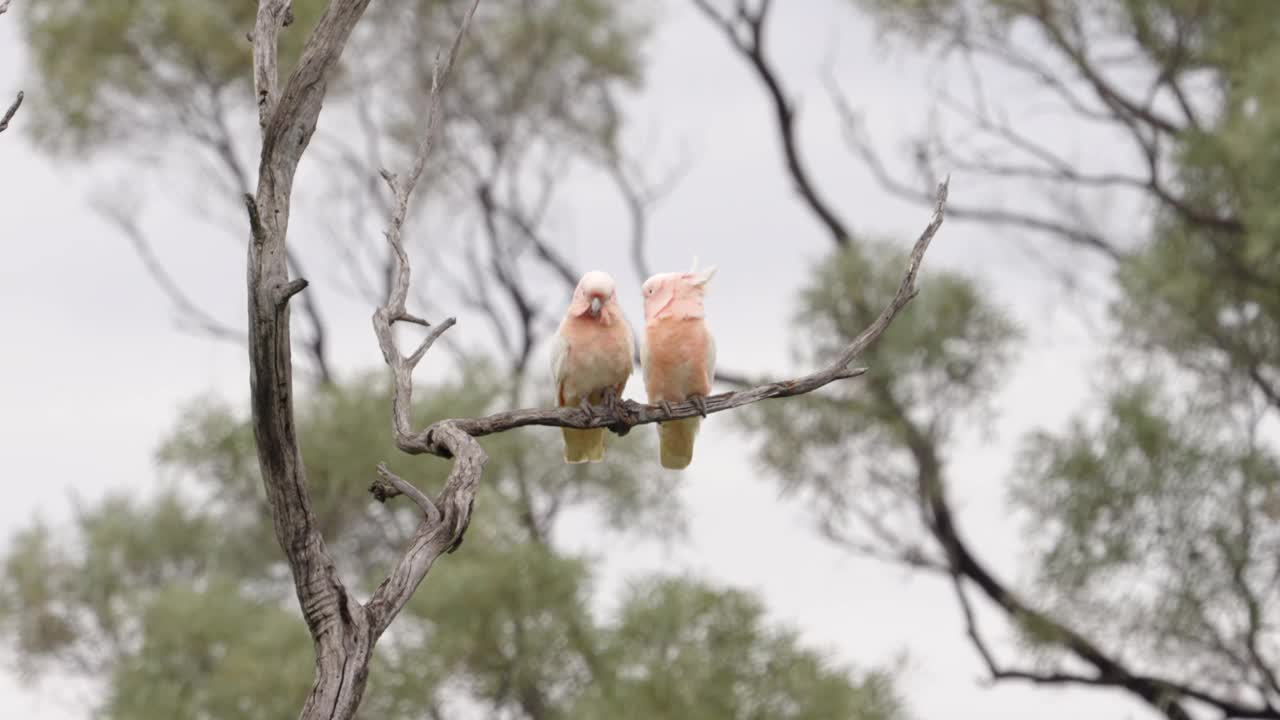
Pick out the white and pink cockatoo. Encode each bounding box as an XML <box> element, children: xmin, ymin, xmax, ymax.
<box><xmin>641</xmin><ymin>261</ymin><xmax>717</xmax><ymax>470</ymax></box>
<box><xmin>550</xmin><ymin>271</ymin><xmax>635</xmax><ymax>463</ymax></box>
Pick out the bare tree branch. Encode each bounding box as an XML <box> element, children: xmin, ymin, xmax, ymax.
<box><xmin>245</xmin><ymin>0</ymin><xmax>411</xmax><ymax>717</ymax></box>
<box><xmin>98</xmin><ymin>203</ymin><xmax>245</xmax><ymax>343</ymax></box>
<box><xmin>825</xmin><ymin>81</ymin><xmax>1125</xmax><ymax>260</ymax></box>
<box><xmin>1224</xmin><ymin>489</ymin><xmax>1280</xmax><ymax>705</ymax></box>
<box><xmin>695</xmin><ymin>4</ymin><xmax>1275</xmax><ymax>716</ymax></box>
<box><xmin>487</xmin><ymin>194</ymin><xmax>578</xmax><ymax>290</ymax></box>
<box><xmin>0</xmin><ymin>91</ymin><xmax>20</xmax><ymax>134</ymax></box>
<box><xmin>921</xmin><ymin>68</ymin><xmax>1243</xmax><ymax>238</ymax></box>
<box><xmin>886</xmin><ymin>379</ymin><xmax>1270</xmax><ymax>720</ymax></box>
<box><xmin>600</xmin><ymin>143</ymin><xmax>694</xmax><ymax>288</ymax></box>
<box><xmin>590</xmin><ymin>88</ymin><xmax>694</xmax><ymax>286</ymax></box>
<box><xmin>475</xmin><ymin>182</ymin><xmax>540</xmax><ymax>375</ymax></box>
<box><xmin>252</xmin><ymin>0</ymin><xmax>291</xmax><ymax>132</ymax></box>
<box><xmin>364</xmin><ymin>0</ymin><xmax>482</xmax><ymax>639</ymax></box>
<box><xmin>842</xmin><ymin>0</ymin><xmax>1252</xmax><ymax>277</ymax></box>
<box><xmin>1030</xmin><ymin>2</ymin><xmax>1184</xmax><ymax>138</ymax></box>
<box><xmin>205</xmin><ymin>85</ymin><xmax>338</xmax><ymax>384</ymax></box>
<box><xmin>375</xmin><ymin>179</ymin><xmax>947</xmax><ymax>459</ymax></box>
<box><xmin>950</xmin><ymin>569</ymin><xmax>1256</xmax><ymax>719</ymax></box>
<box><xmin>371</xmin><ymin>462</ymin><xmax>441</xmax><ymax>527</ymax></box>
<box><xmin>690</xmin><ymin>0</ymin><xmax>854</xmax><ymax>248</ymax></box>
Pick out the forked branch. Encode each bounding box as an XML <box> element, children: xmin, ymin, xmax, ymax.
<box><xmin>364</xmin><ymin>0</ymin><xmax>483</xmax><ymax>637</ymax></box>
<box><xmin>245</xmin><ymin>1</ymin><xmax>479</xmax><ymax>718</ymax></box>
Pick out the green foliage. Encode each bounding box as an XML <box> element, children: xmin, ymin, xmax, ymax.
<box><xmin>102</xmin><ymin>581</ymin><xmax>314</xmax><ymax>720</ymax></box>
<box><xmin>17</xmin><ymin>0</ymin><xmax>326</xmax><ymax>153</ymax></box>
<box><xmin>0</xmin><ymin>367</ymin><xmax>900</xmax><ymax>718</ymax></box>
<box><xmin>821</xmin><ymin>0</ymin><xmax>1280</xmax><ymax>701</ymax></box>
<box><xmin>1012</xmin><ymin>378</ymin><xmax>1280</xmax><ymax>689</ymax></box>
<box><xmin>391</xmin><ymin>537</ymin><xmax>598</xmax><ymax>713</ymax></box>
<box><xmin>1100</xmin><ymin>2</ymin><xmax>1280</xmax><ymax>418</ymax></box>
<box><xmin>738</xmin><ymin>243</ymin><xmax>1018</xmax><ymax>507</ymax></box>
<box><xmin>406</xmin><ymin>0</ymin><xmax>648</xmax><ymax>143</ymax></box>
<box><xmin>847</xmin><ymin>0</ymin><xmax>1035</xmax><ymax>41</ymax></box>
<box><xmin>157</xmin><ymin>365</ymin><xmax>508</xmax><ymax>573</ymax></box>
<box><xmin>0</xmin><ymin>490</ymin><xmax>241</xmax><ymax>679</ymax></box>
<box><xmin>0</xmin><ymin>521</ymin><xmax>74</xmax><ymax>673</ymax></box>
<box><xmin>571</xmin><ymin>578</ymin><xmax>907</xmax><ymax>720</ymax></box>
<box><xmin>18</xmin><ymin>0</ymin><xmax>650</xmax><ymax>160</ymax></box>
<box><xmin>156</xmin><ymin>360</ymin><xmax>680</xmax><ymax>574</ymax></box>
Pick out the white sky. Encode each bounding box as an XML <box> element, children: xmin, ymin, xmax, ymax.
<box><xmin>0</xmin><ymin>1</ymin><xmax>1157</xmax><ymax>718</ymax></box>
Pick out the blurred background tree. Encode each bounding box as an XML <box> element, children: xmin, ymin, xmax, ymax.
<box><xmin>0</xmin><ymin>1</ymin><xmax>908</xmax><ymax>718</ymax></box>
<box><xmin>700</xmin><ymin>1</ymin><xmax>1280</xmax><ymax>718</ymax></box>
<box><xmin>0</xmin><ymin>368</ymin><xmax>903</xmax><ymax>718</ymax></box>
<box><xmin>17</xmin><ymin>0</ymin><xmax>669</xmax><ymax>384</ymax></box>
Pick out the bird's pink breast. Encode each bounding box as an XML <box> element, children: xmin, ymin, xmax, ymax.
<box><xmin>644</xmin><ymin>317</ymin><xmax>711</xmax><ymax>402</ymax></box>
<box><xmin>560</xmin><ymin>309</ymin><xmax>632</xmax><ymax>402</ymax></box>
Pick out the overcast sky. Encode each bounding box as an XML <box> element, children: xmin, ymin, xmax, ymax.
<box><xmin>1</xmin><ymin>1</ymin><xmax>1152</xmax><ymax>718</ymax></box>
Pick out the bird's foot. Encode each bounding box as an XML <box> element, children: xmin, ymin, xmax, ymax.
<box><xmin>602</xmin><ymin>387</ymin><xmax>633</xmax><ymax>436</ymax></box>
<box><xmin>688</xmin><ymin>394</ymin><xmax>708</xmax><ymax>418</ymax></box>
<box><xmin>658</xmin><ymin>399</ymin><xmax>674</xmax><ymax>417</ymax></box>
<box><xmin>601</xmin><ymin>386</ymin><xmax>621</xmax><ymax>415</ymax></box>
<box><xmin>578</xmin><ymin>396</ymin><xmax>596</xmax><ymax>421</ymax></box>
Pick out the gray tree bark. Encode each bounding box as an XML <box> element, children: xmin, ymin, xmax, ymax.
<box><xmin>244</xmin><ymin>1</ymin><xmax>478</xmax><ymax>717</ymax></box>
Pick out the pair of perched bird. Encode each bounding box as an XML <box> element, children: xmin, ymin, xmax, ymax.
<box><xmin>550</xmin><ymin>264</ymin><xmax>716</xmax><ymax>470</ymax></box>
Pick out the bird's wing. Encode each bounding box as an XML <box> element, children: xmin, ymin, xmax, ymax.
<box><xmin>640</xmin><ymin>331</ymin><xmax>651</xmax><ymax>381</ymax></box>
<box><xmin>624</xmin><ymin>322</ymin><xmax>637</xmax><ymax>378</ymax></box>
<box><xmin>550</xmin><ymin>332</ymin><xmax>570</xmax><ymax>405</ymax></box>
<box><xmin>704</xmin><ymin>328</ymin><xmax>717</xmax><ymax>387</ymax></box>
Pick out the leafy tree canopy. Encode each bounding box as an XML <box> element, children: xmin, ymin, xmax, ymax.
<box><xmin>0</xmin><ymin>367</ymin><xmax>905</xmax><ymax>719</ymax></box>
<box><xmin>18</xmin><ymin>0</ymin><xmax>649</xmax><ymax>158</ymax></box>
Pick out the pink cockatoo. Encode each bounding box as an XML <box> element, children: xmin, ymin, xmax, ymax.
<box><xmin>550</xmin><ymin>271</ymin><xmax>635</xmax><ymax>463</ymax></box>
<box><xmin>641</xmin><ymin>262</ymin><xmax>717</xmax><ymax>470</ymax></box>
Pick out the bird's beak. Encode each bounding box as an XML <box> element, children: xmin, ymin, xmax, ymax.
<box><xmin>589</xmin><ymin>296</ymin><xmax>603</xmax><ymax>317</ymax></box>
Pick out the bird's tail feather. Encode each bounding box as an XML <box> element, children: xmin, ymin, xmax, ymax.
<box><xmin>658</xmin><ymin>417</ymin><xmax>700</xmax><ymax>470</ymax></box>
<box><xmin>562</xmin><ymin>388</ymin><xmax>609</xmax><ymax>463</ymax></box>
<box><xmin>562</xmin><ymin>427</ymin><xmax>605</xmax><ymax>463</ymax></box>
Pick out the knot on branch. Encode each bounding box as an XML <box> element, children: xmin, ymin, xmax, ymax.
<box><xmin>443</xmin><ymin>494</ymin><xmax>476</xmax><ymax>554</ymax></box>
<box><xmin>606</xmin><ymin>399</ymin><xmax>647</xmax><ymax>435</ymax></box>
<box><xmin>243</xmin><ymin>194</ymin><xmax>266</xmax><ymax>245</ymax></box>
<box><xmin>368</xmin><ymin>478</ymin><xmax>396</xmax><ymax>503</ymax></box>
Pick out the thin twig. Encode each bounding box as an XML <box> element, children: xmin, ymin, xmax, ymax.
<box><xmin>98</xmin><ymin>202</ymin><xmax>244</xmax><ymax>341</ymax></box>
<box><xmin>364</xmin><ymin>0</ymin><xmax>483</xmax><ymax>637</ymax></box>
<box><xmin>371</xmin><ymin>462</ymin><xmax>442</xmax><ymax>526</ymax></box>
<box><xmin>0</xmin><ymin>91</ymin><xmax>21</xmax><ymax>134</ymax></box>
<box><xmin>690</xmin><ymin>0</ymin><xmax>853</xmax><ymax>247</ymax></box>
